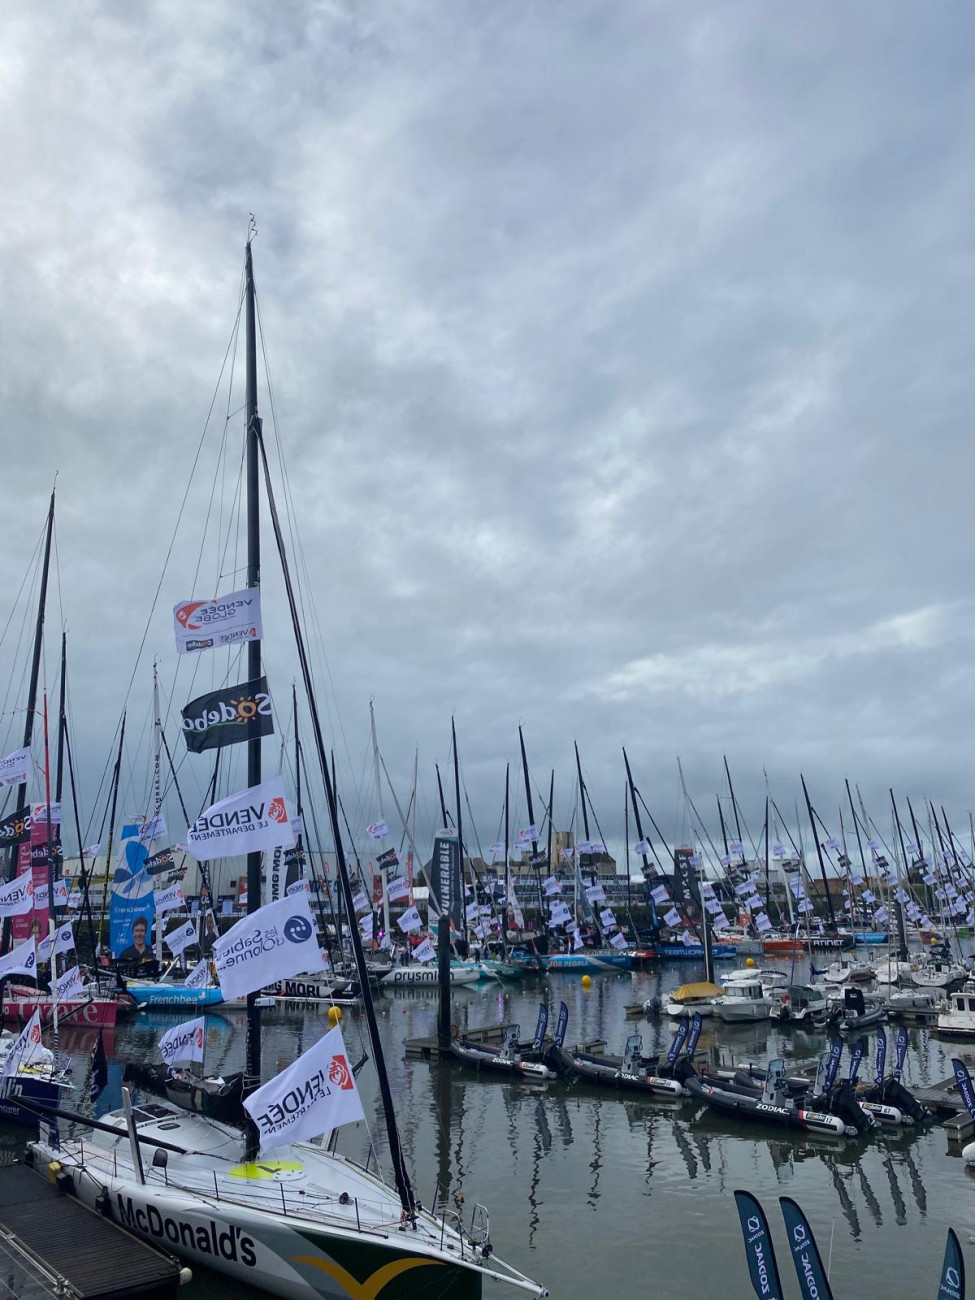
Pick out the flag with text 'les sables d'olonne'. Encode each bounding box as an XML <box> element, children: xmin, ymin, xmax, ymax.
<box><xmin>243</xmin><ymin>1024</ymin><xmax>364</xmax><ymax>1154</ymax></box>
<box><xmin>186</xmin><ymin>777</ymin><xmax>296</xmax><ymax>861</ymax></box>
<box><xmin>213</xmin><ymin>892</ymin><xmax>325</xmax><ymax>1000</ymax></box>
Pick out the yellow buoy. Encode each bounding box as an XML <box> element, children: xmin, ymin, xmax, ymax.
<box><xmin>328</xmin><ymin>1005</ymin><xmax>343</xmax><ymax>1026</ymax></box>
<box><xmin>581</xmin><ymin>974</ymin><xmax>592</xmax><ymax>988</ymax></box>
<box><xmin>745</xmin><ymin>956</ymin><xmax>756</xmax><ymax>968</ymax></box>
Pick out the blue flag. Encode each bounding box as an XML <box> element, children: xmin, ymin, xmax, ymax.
<box><xmin>848</xmin><ymin>1037</ymin><xmax>865</xmax><ymax>1085</ymax></box>
<box><xmin>894</xmin><ymin>1025</ymin><xmax>908</xmax><ymax>1081</ymax></box>
<box><xmin>780</xmin><ymin>1197</ymin><xmax>835</xmax><ymax>1300</ymax></box>
<box><xmin>875</xmin><ymin>1027</ymin><xmax>887</xmax><ymax>1086</ymax></box>
<box><xmin>555</xmin><ymin>1001</ymin><xmax>569</xmax><ymax>1048</ymax></box>
<box><xmin>734</xmin><ymin>1191</ymin><xmax>784</xmax><ymax>1300</ymax></box>
<box><xmin>952</xmin><ymin>1059</ymin><xmax>975</xmax><ymax>1122</ymax></box>
<box><xmin>823</xmin><ymin>1035</ymin><xmax>843</xmax><ymax>1093</ymax></box>
<box><xmin>685</xmin><ymin>1011</ymin><xmax>703</xmax><ymax>1058</ymax></box>
<box><xmin>938</xmin><ymin>1227</ymin><xmax>965</xmax><ymax>1300</ymax></box>
<box><xmin>667</xmin><ymin>1018</ymin><xmax>689</xmax><ymax>1064</ymax></box>
<box><xmin>532</xmin><ymin>1004</ymin><xmax>549</xmax><ymax>1051</ymax></box>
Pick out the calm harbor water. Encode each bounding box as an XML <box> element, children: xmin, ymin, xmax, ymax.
<box><xmin>6</xmin><ymin>957</ymin><xmax>973</xmax><ymax>1298</ymax></box>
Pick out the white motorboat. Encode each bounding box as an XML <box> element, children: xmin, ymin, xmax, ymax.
<box><xmin>661</xmin><ymin>981</ymin><xmax>723</xmax><ymax>1019</ymax></box>
<box><xmin>770</xmin><ymin>984</ymin><xmax>830</xmax><ymax>1027</ymax></box>
<box><xmin>713</xmin><ymin>980</ymin><xmax>774</xmax><ymax>1023</ymax></box>
<box><xmin>912</xmin><ymin>959</ymin><xmax>968</xmax><ymax>990</ymax></box>
<box><xmin>721</xmin><ymin>967</ymin><xmax>787</xmax><ymax>991</ymax></box>
<box><xmin>884</xmin><ymin>988</ymin><xmax>940</xmax><ymax>1016</ymax></box>
<box><xmin>936</xmin><ymin>984</ymin><xmax>975</xmax><ymax>1038</ymax></box>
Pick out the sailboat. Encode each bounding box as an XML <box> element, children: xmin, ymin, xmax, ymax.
<box><xmin>29</xmin><ymin>237</ymin><xmax>545</xmax><ymax>1300</ymax></box>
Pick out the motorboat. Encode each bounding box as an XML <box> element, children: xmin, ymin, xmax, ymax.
<box><xmin>550</xmin><ymin>1030</ymin><xmax>683</xmax><ymax>1097</ymax></box>
<box><xmin>661</xmin><ymin>981</ymin><xmax>723</xmax><ymax>1019</ymax></box>
<box><xmin>378</xmin><ymin>960</ymin><xmax>481</xmax><ymax>987</ymax></box>
<box><xmin>721</xmin><ymin>967</ymin><xmax>787</xmax><ymax>991</ymax></box>
<box><xmin>713</xmin><ymin>980</ymin><xmax>775</xmax><ymax>1024</ymax></box>
<box><xmin>677</xmin><ymin>1057</ymin><xmax>848</xmax><ymax>1136</ymax></box>
<box><xmin>936</xmin><ymin>984</ymin><xmax>975</xmax><ymax>1038</ymax></box>
<box><xmin>771</xmin><ymin>984</ymin><xmax>831</xmax><ymax>1028</ymax></box>
<box><xmin>883</xmin><ymin>988</ymin><xmax>940</xmax><ymax>1017</ymax></box>
<box><xmin>872</xmin><ymin>956</ymin><xmax>914</xmax><ymax>986</ymax></box>
<box><xmin>451</xmin><ymin>1023</ymin><xmax>554</xmax><ymax>1081</ymax></box>
<box><xmin>830</xmin><ymin>986</ymin><xmax>886</xmax><ymax>1033</ymax></box>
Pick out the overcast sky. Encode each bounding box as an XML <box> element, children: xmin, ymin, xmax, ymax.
<box><xmin>2</xmin><ymin>2</ymin><xmax>974</xmax><ymax>869</ymax></box>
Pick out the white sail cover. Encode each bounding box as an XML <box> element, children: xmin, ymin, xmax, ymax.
<box><xmin>213</xmin><ymin>892</ymin><xmax>325</xmax><ymax>999</ymax></box>
<box><xmin>159</xmin><ymin>1016</ymin><xmax>206</xmax><ymax>1067</ymax></box>
<box><xmin>186</xmin><ymin>777</ymin><xmax>295</xmax><ymax>861</ymax></box>
<box><xmin>243</xmin><ymin>1024</ymin><xmax>364</xmax><ymax>1153</ymax></box>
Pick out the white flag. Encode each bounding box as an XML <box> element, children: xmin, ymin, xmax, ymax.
<box><xmin>488</xmin><ymin>842</ymin><xmax>505</xmax><ymax>856</ymax></box>
<box><xmin>164</xmin><ymin>920</ymin><xmax>197</xmax><ymax>956</ymax></box>
<box><xmin>243</xmin><ymin>1024</ymin><xmax>364</xmax><ymax>1153</ymax></box>
<box><xmin>413</xmin><ymin>937</ymin><xmax>436</xmax><ymax>962</ymax></box>
<box><xmin>543</xmin><ymin>876</ymin><xmax>560</xmax><ymax>897</ymax></box>
<box><xmin>3</xmin><ymin>1010</ymin><xmax>42</xmax><ymax>1081</ymax></box>
<box><xmin>159</xmin><ymin>1016</ymin><xmax>207</xmax><ymax>1067</ymax></box>
<box><xmin>518</xmin><ymin>825</ymin><xmax>539</xmax><ymax>843</ymax></box>
<box><xmin>705</xmin><ymin>899</ymin><xmax>724</xmax><ymax>917</ymax></box>
<box><xmin>31</xmin><ymin>802</ymin><xmax>61</xmax><ymax>827</ymax></box>
<box><xmin>650</xmin><ymin>884</ymin><xmax>669</xmax><ymax>906</ymax></box>
<box><xmin>396</xmin><ymin>906</ymin><xmax>423</xmax><ymax>934</ymax></box>
<box><xmin>359</xmin><ymin>914</ymin><xmax>374</xmax><ymax>937</ymax></box>
<box><xmin>572</xmin><ymin>929</ymin><xmax>583</xmax><ymax>950</ymax></box>
<box><xmin>464</xmin><ymin>902</ymin><xmax>480</xmax><ymax>923</ymax></box>
<box><xmin>511</xmin><ymin>902</ymin><xmax>525</xmax><ymax>930</ymax></box>
<box><xmin>184</xmin><ymin>958</ymin><xmax>212</xmax><ymax>989</ymax></box>
<box><xmin>37</xmin><ymin>923</ymin><xmax>74</xmax><ymax>963</ymax></box>
<box><xmin>366</xmin><ymin>820</ymin><xmax>388</xmax><ymax>840</ymax></box>
<box><xmin>599</xmin><ymin>907</ymin><xmax>616</xmax><ymax>928</ymax></box>
<box><xmin>83</xmin><ymin>844</ymin><xmax>102</xmax><ymax>859</ymax></box>
<box><xmin>186</xmin><ymin>777</ymin><xmax>295</xmax><ymax>861</ymax></box>
<box><xmin>0</xmin><ymin>747</ymin><xmax>30</xmax><ymax>788</ymax></box>
<box><xmin>712</xmin><ymin>910</ymin><xmax>729</xmax><ymax>930</ymax></box>
<box><xmin>286</xmin><ymin>879</ymin><xmax>310</xmax><ymax>896</ymax></box>
<box><xmin>585</xmin><ymin>883</ymin><xmax>605</xmax><ymax>904</ymax></box>
<box><xmin>634</xmin><ymin>839</ymin><xmax>649</xmax><ymax>855</ymax></box>
<box><xmin>66</xmin><ymin>891</ymin><xmax>82</xmax><ymax>910</ymax></box>
<box><xmin>174</xmin><ymin>588</ymin><xmax>262</xmax><ymax>654</ymax></box>
<box><xmin>0</xmin><ymin>872</ymin><xmax>34</xmax><ymax>918</ymax></box>
<box><xmin>213</xmin><ymin>892</ymin><xmax>325</xmax><ymax>1000</ymax></box>
<box><xmin>609</xmin><ymin>931</ymin><xmax>628</xmax><ymax>950</ymax></box>
<box><xmin>386</xmin><ymin>877</ymin><xmax>410</xmax><ymax>903</ymax></box>
<box><xmin>663</xmin><ymin>907</ymin><xmax>682</xmax><ymax>928</ymax></box>
<box><xmin>54</xmin><ymin>964</ymin><xmax>84</xmax><ymax>1002</ymax></box>
<box><xmin>754</xmin><ymin>912</ymin><xmax>774</xmax><ymax>933</ymax></box>
<box><xmin>549</xmin><ymin>901</ymin><xmax>572</xmax><ymax>926</ymax></box>
<box><xmin>154</xmin><ymin>883</ymin><xmax>186</xmax><ymax>916</ymax></box>
<box><xmin>351</xmin><ymin>891</ymin><xmax>371</xmax><ymax>915</ymax></box>
<box><xmin>0</xmin><ymin>939</ymin><xmax>36</xmax><ymax>980</ymax></box>
<box><xmin>139</xmin><ymin>813</ymin><xmax>167</xmax><ymax>843</ymax></box>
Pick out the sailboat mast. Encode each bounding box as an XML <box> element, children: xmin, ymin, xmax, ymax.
<box><xmin>503</xmin><ymin>763</ymin><xmax>510</xmax><ymax>947</ymax></box>
<box><xmin>369</xmin><ymin>703</ymin><xmax>391</xmax><ymax>941</ymax></box>
<box><xmin>243</xmin><ymin>238</ymin><xmax>263</xmax><ymax>1127</ymax></box>
<box><xmin>800</xmin><ymin>775</ymin><xmax>837</xmax><ymax>931</ymax></box>
<box><xmin>451</xmin><ymin>716</ymin><xmax>464</xmax><ymax>938</ymax></box>
<box><xmin>518</xmin><ymin>726</ymin><xmax>546</xmax><ymax>948</ymax></box>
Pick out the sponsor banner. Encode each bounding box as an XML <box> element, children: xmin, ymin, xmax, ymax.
<box><xmin>37</xmin><ymin>922</ymin><xmax>74</xmax><ymax>963</ymax></box>
<box><xmin>244</xmin><ymin>1024</ymin><xmax>364</xmax><ymax>1153</ymax></box>
<box><xmin>54</xmin><ymin>963</ymin><xmax>84</xmax><ymax>1002</ymax></box>
<box><xmin>2</xmin><ymin>1009</ymin><xmax>43</xmax><ymax>1080</ymax></box>
<box><xmin>413</xmin><ymin>938</ymin><xmax>435</xmax><ymax>962</ymax></box>
<box><xmin>159</xmin><ymin>1016</ymin><xmax>207</xmax><ymax>1067</ymax></box>
<box><xmin>0</xmin><ymin>939</ymin><xmax>36</xmax><ymax>980</ymax></box>
<box><xmin>0</xmin><ymin>747</ymin><xmax>30</xmax><ymax>788</ymax></box>
<box><xmin>0</xmin><ymin>870</ymin><xmax>34</xmax><ymax>917</ymax></box>
<box><xmin>184</xmin><ymin>958</ymin><xmax>212</xmax><ymax>990</ymax></box>
<box><xmin>376</xmin><ymin>847</ymin><xmax>399</xmax><ymax>871</ymax></box>
<box><xmin>734</xmin><ymin>1190</ymin><xmax>784</xmax><ymax>1300</ymax></box>
<box><xmin>386</xmin><ymin>876</ymin><xmax>410</xmax><ymax>904</ymax></box>
<box><xmin>543</xmin><ymin>876</ymin><xmax>560</xmax><ymax>897</ymax></box>
<box><xmin>213</xmin><ymin>892</ymin><xmax>325</xmax><ymax>1000</ymax></box>
<box><xmin>780</xmin><ymin>1197</ymin><xmax>834</xmax><ymax>1300</ymax></box>
<box><xmin>0</xmin><ymin>804</ymin><xmax>30</xmax><ymax>846</ymax></box>
<box><xmin>181</xmin><ymin>677</ymin><xmax>273</xmax><ymax>755</ymax></box>
<box><xmin>173</xmin><ymin>588</ymin><xmax>262</xmax><ymax>655</ymax></box>
<box><xmin>672</xmin><ymin>846</ymin><xmax>701</xmax><ymax>921</ymax></box>
<box><xmin>429</xmin><ymin>832</ymin><xmax>462</xmax><ymax>931</ymax></box>
<box><xmin>585</xmin><ymin>883</ymin><xmax>606</xmax><ymax>904</ymax></box>
<box><xmin>109</xmin><ymin>822</ymin><xmax>156</xmax><ymax>959</ymax></box>
<box><xmin>366</xmin><ymin>820</ymin><xmax>388</xmax><ymax>840</ymax></box>
<box><xmin>939</xmin><ymin>1228</ymin><xmax>965</xmax><ymax>1300</ymax></box>
<box><xmin>650</xmin><ymin>884</ymin><xmax>670</xmax><ymax>906</ymax></box>
<box><xmin>187</xmin><ymin>778</ymin><xmax>295</xmax><ymax>861</ymax></box>
<box><xmin>154</xmin><ymin>883</ymin><xmax>185</xmax><ymax>916</ymax></box>
<box><xmin>263</xmin><ymin>845</ymin><xmax>285</xmax><ymax>904</ymax></box>
<box><xmin>145</xmin><ymin>848</ymin><xmax>176</xmax><ymax>877</ymax></box>
<box><xmin>164</xmin><ymin>920</ymin><xmax>197</xmax><ymax>956</ymax></box>
<box><xmin>397</xmin><ymin>905</ymin><xmax>422</xmax><ymax>933</ymax></box>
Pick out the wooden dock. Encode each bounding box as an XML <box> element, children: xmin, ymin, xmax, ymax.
<box><xmin>405</xmin><ymin>1021</ymin><xmax>607</xmax><ymax>1060</ymax></box>
<box><xmin>0</xmin><ymin>1162</ymin><xmax>184</xmax><ymax>1300</ymax></box>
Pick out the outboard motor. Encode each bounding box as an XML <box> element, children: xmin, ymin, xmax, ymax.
<box><xmin>827</xmin><ymin>1079</ymin><xmax>875</xmax><ymax>1134</ymax></box>
<box><xmin>871</xmin><ymin>1075</ymin><xmax>929</xmax><ymax>1123</ymax></box>
<box><xmin>844</xmin><ymin>986</ymin><xmax>866</xmax><ymax>1020</ymax></box>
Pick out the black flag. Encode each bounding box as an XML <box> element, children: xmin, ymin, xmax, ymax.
<box><xmin>0</xmin><ymin>804</ymin><xmax>30</xmax><ymax>846</ymax></box>
<box><xmin>780</xmin><ymin>1197</ymin><xmax>835</xmax><ymax>1300</ymax></box>
<box><xmin>734</xmin><ymin>1190</ymin><xmax>784</xmax><ymax>1300</ymax></box>
<box><xmin>181</xmin><ymin>676</ymin><xmax>273</xmax><ymax>754</ymax></box>
<box><xmin>938</xmin><ymin>1227</ymin><xmax>965</xmax><ymax>1300</ymax></box>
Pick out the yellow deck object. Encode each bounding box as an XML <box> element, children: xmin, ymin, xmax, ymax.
<box><xmin>670</xmin><ymin>981</ymin><xmax>723</xmax><ymax>1002</ymax></box>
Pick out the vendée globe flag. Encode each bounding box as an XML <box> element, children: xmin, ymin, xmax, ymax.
<box><xmin>173</xmin><ymin>588</ymin><xmax>263</xmax><ymax>655</ymax></box>
<box><xmin>159</xmin><ymin>1016</ymin><xmax>206</xmax><ymax>1068</ymax></box>
<box><xmin>213</xmin><ymin>892</ymin><xmax>325</xmax><ymax>1000</ymax></box>
<box><xmin>243</xmin><ymin>1023</ymin><xmax>364</xmax><ymax>1155</ymax></box>
<box><xmin>0</xmin><ymin>747</ymin><xmax>30</xmax><ymax>789</ymax></box>
<box><xmin>186</xmin><ymin>777</ymin><xmax>295</xmax><ymax>861</ymax></box>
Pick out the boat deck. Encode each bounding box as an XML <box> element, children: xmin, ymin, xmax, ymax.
<box><xmin>0</xmin><ymin>1161</ymin><xmax>182</xmax><ymax>1300</ymax></box>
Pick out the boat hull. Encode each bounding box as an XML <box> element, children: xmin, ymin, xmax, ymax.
<box><xmin>0</xmin><ymin>1075</ymin><xmax>63</xmax><ymax>1127</ymax></box>
<box><xmin>3</xmin><ymin>988</ymin><xmax>120</xmax><ymax>1027</ymax></box>
<box><xmin>126</xmin><ymin>981</ymin><xmax>227</xmax><ymax>1009</ymax></box>
<box><xmin>378</xmin><ymin>965</ymin><xmax>480</xmax><ymax>987</ymax></box>
<box><xmin>642</xmin><ymin>944</ymin><xmax>736</xmax><ymax>961</ymax></box>
<box><xmin>542</xmin><ymin>952</ymin><xmax>633</xmax><ymax>972</ymax></box>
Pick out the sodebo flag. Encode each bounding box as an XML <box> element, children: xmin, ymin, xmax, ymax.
<box><xmin>186</xmin><ymin>777</ymin><xmax>295</xmax><ymax>861</ymax></box>
<box><xmin>213</xmin><ymin>891</ymin><xmax>325</xmax><ymax>1000</ymax></box>
<box><xmin>243</xmin><ymin>1024</ymin><xmax>364</xmax><ymax>1154</ymax></box>
<box><xmin>158</xmin><ymin>1016</ymin><xmax>206</xmax><ymax>1067</ymax></box>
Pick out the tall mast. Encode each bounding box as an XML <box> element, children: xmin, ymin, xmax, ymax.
<box><xmin>763</xmin><ymin>795</ymin><xmax>770</xmax><ymax>914</ymax></box>
<box><xmin>243</xmin><ymin>235</ymin><xmax>263</xmax><ymax>1147</ymax></box>
<box><xmin>152</xmin><ymin>662</ymin><xmax>163</xmax><ymax>964</ymax></box>
<box><xmin>545</xmin><ymin>770</ymin><xmax>554</xmax><ymax>888</ymax></box>
<box><xmin>622</xmin><ymin>748</ymin><xmax>658</xmax><ymax>937</ymax></box>
<box><xmin>518</xmin><ymin>726</ymin><xmax>546</xmax><ymax>949</ymax></box>
<box><xmin>369</xmin><ymin>702</ymin><xmax>391</xmax><ymax>940</ymax></box>
<box><xmin>888</xmin><ymin>790</ymin><xmax>911</xmax><ymax>962</ymax></box>
<box><xmin>800</xmin><ymin>775</ymin><xmax>837</xmax><ymax>930</ymax></box>
<box><xmin>451</xmin><ymin>717</ymin><xmax>464</xmax><ymax>927</ymax></box>
<box><xmin>723</xmin><ymin>756</ymin><xmax>745</xmax><ymax>865</ymax></box>
<box><xmin>503</xmin><ymin>763</ymin><xmax>510</xmax><ymax>947</ymax></box>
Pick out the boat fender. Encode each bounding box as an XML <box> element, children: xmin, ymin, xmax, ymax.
<box><xmin>46</xmin><ymin>1160</ymin><xmax>62</xmax><ymax>1185</ymax></box>
<box><xmin>178</xmin><ymin>1267</ymin><xmax>194</xmax><ymax>1286</ymax></box>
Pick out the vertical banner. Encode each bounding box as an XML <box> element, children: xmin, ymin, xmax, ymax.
<box><xmin>372</xmin><ymin>872</ymin><xmax>383</xmax><ymax>906</ymax></box>
<box><xmin>109</xmin><ymin>822</ymin><xmax>156</xmax><ymax>958</ymax></box>
<box><xmin>9</xmin><ymin>840</ymin><xmax>34</xmax><ymax>942</ymax></box>
<box><xmin>263</xmin><ymin>844</ymin><xmax>284</xmax><ymax>904</ymax></box>
<box><xmin>672</xmin><ymin>846</ymin><xmax>701</xmax><ymax>922</ymax></box>
<box><xmin>430</xmin><ymin>831</ymin><xmax>462</xmax><ymax>932</ymax></box>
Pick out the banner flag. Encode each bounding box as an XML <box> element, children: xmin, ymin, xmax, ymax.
<box><xmin>734</xmin><ymin>1191</ymin><xmax>784</xmax><ymax>1300</ymax></box>
<box><xmin>386</xmin><ymin>877</ymin><xmax>410</xmax><ymax>903</ymax></box>
<box><xmin>779</xmin><ymin>1197</ymin><xmax>835</xmax><ymax>1300</ymax></box>
<box><xmin>429</xmin><ymin>832</ymin><xmax>462</xmax><ymax>931</ymax></box>
<box><xmin>243</xmin><ymin>1024</ymin><xmax>364</xmax><ymax>1153</ymax></box>
<box><xmin>938</xmin><ymin>1228</ymin><xmax>966</xmax><ymax>1300</ymax></box>
<box><xmin>109</xmin><ymin>822</ymin><xmax>156</xmax><ymax>957</ymax></box>
<box><xmin>518</xmin><ymin>825</ymin><xmax>538</xmax><ymax>842</ymax></box>
<box><xmin>0</xmin><ymin>805</ymin><xmax>30</xmax><ymax>847</ymax></box>
<box><xmin>543</xmin><ymin>876</ymin><xmax>560</xmax><ymax>896</ymax></box>
<box><xmin>672</xmin><ymin>846</ymin><xmax>702</xmax><ymax>921</ymax></box>
<box><xmin>37</xmin><ymin>922</ymin><xmax>74</xmax><ymax>963</ymax></box>
<box><xmin>663</xmin><ymin>907</ymin><xmax>682</xmax><ymax>928</ymax></box>
<box><xmin>0</xmin><ymin>747</ymin><xmax>30</xmax><ymax>788</ymax></box>
<box><xmin>186</xmin><ymin>777</ymin><xmax>295</xmax><ymax>861</ymax></box>
<box><xmin>366</xmin><ymin>820</ymin><xmax>389</xmax><ymax>840</ymax></box>
<box><xmin>181</xmin><ymin>677</ymin><xmax>273</xmax><ymax>754</ymax></box>
<box><xmin>599</xmin><ymin>907</ymin><xmax>616</xmax><ymax>927</ymax></box>
<box><xmin>54</xmin><ymin>964</ymin><xmax>84</xmax><ymax>1002</ymax></box>
<box><xmin>413</xmin><ymin>937</ymin><xmax>435</xmax><ymax>962</ymax></box>
<box><xmin>2</xmin><ymin>1010</ymin><xmax>43</xmax><ymax>1084</ymax></box>
<box><xmin>0</xmin><ymin>872</ymin><xmax>34</xmax><ymax>917</ymax></box>
<box><xmin>154</xmin><ymin>883</ymin><xmax>186</xmax><ymax>916</ymax></box>
<box><xmin>184</xmin><ymin>958</ymin><xmax>212</xmax><ymax>990</ymax></box>
<box><xmin>585</xmin><ymin>883</ymin><xmax>606</xmax><ymax>904</ymax></box>
<box><xmin>397</xmin><ymin>906</ymin><xmax>422</xmax><ymax>933</ymax></box>
<box><xmin>376</xmin><ymin>847</ymin><xmax>399</xmax><ymax>871</ymax></box>
<box><xmin>159</xmin><ymin>1016</ymin><xmax>207</xmax><ymax>1067</ymax></box>
<box><xmin>213</xmin><ymin>892</ymin><xmax>324</xmax><ymax>999</ymax></box>
<box><xmin>174</xmin><ymin>588</ymin><xmax>262</xmax><ymax>655</ymax></box>
<box><xmin>0</xmin><ymin>939</ymin><xmax>36</xmax><ymax>980</ymax></box>
<box><xmin>651</xmin><ymin>884</ymin><xmax>670</xmax><ymax>906</ymax></box>
<box><xmin>164</xmin><ymin>919</ymin><xmax>197</xmax><ymax>955</ymax></box>
<box><xmin>951</xmin><ymin>1058</ymin><xmax>975</xmax><ymax>1121</ymax></box>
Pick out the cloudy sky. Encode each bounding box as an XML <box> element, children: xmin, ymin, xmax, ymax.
<box><xmin>2</xmin><ymin>2</ymin><xmax>974</xmax><ymax>867</ymax></box>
